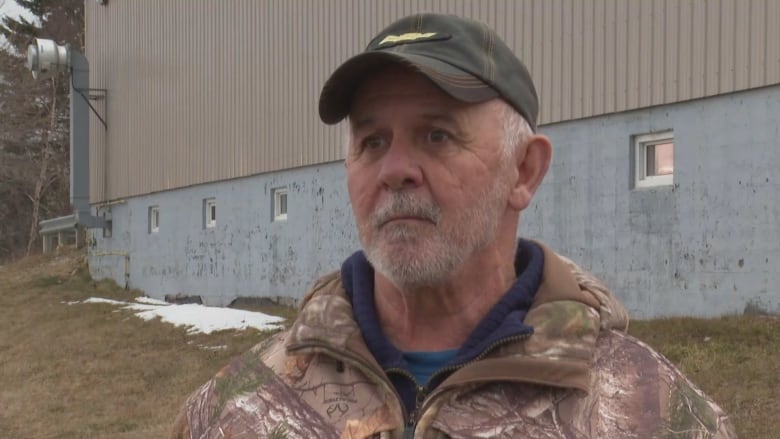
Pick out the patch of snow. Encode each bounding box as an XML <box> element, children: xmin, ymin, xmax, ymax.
<box><xmin>129</xmin><ymin>302</ymin><xmax>284</xmax><ymax>334</ymax></box>
<box><xmin>134</xmin><ymin>296</ymin><xmax>170</xmax><ymax>306</ymax></box>
<box><xmin>84</xmin><ymin>297</ymin><xmax>128</xmax><ymax>306</ymax></box>
<box><xmin>72</xmin><ymin>297</ymin><xmax>285</xmax><ymax>334</ymax></box>
<box><xmin>186</xmin><ymin>340</ymin><xmax>228</xmax><ymax>350</ymax></box>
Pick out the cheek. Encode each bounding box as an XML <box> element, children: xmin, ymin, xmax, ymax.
<box><xmin>431</xmin><ymin>154</ymin><xmax>486</xmax><ymax>191</ymax></box>
<box><xmin>346</xmin><ymin>166</ymin><xmax>377</xmax><ymax>220</ymax></box>
<box><xmin>425</xmin><ymin>166</ymin><xmax>472</xmax><ymax>205</ymax></box>
<box><xmin>430</xmin><ymin>172</ymin><xmax>498</xmax><ymax>215</ymax></box>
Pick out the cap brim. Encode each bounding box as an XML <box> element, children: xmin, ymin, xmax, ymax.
<box><xmin>319</xmin><ymin>51</ymin><xmax>498</xmax><ymax>125</ymax></box>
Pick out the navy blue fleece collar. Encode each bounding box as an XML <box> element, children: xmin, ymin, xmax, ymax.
<box><xmin>341</xmin><ymin>239</ymin><xmax>543</xmax><ymax>377</ymax></box>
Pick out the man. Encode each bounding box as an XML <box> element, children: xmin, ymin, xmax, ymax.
<box><xmin>172</xmin><ymin>13</ymin><xmax>735</xmax><ymax>439</ymax></box>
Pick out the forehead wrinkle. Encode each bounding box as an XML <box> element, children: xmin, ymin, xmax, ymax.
<box><xmin>349</xmin><ymin>72</ymin><xmax>478</xmax><ymax>134</ymax></box>
<box><xmin>419</xmin><ymin>113</ymin><xmax>458</xmax><ymax>123</ymax></box>
<box><xmin>352</xmin><ymin>96</ymin><xmax>466</xmax><ymax>122</ymax></box>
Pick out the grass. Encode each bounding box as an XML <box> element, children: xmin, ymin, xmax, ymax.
<box><xmin>0</xmin><ymin>249</ymin><xmax>777</xmax><ymax>438</ymax></box>
<box><xmin>0</xmin><ymin>249</ymin><xmax>284</xmax><ymax>439</ymax></box>
<box><xmin>630</xmin><ymin>316</ymin><xmax>780</xmax><ymax>438</ymax></box>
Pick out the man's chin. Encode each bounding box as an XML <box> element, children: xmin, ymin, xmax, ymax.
<box><xmin>371</xmin><ymin>235</ymin><xmax>431</xmax><ymax>257</ymax></box>
<box><xmin>366</xmin><ymin>247</ymin><xmax>460</xmax><ymax>288</ymax></box>
<box><xmin>368</xmin><ymin>246</ymin><xmax>425</xmax><ymax>267</ymax></box>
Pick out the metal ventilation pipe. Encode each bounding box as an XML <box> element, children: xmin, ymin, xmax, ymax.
<box><xmin>26</xmin><ymin>38</ymin><xmax>70</xmax><ymax>80</ymax></box>
<box><xmin>26</xmin><ymin>38</ymin><xmax>105</xmax><ymax>229</ymax></box>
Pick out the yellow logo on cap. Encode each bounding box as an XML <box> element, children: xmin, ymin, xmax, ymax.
<box><xmin>379</xmin><ymin>32</ymin><xmax>437</xmax><ymax>46</ymax></box>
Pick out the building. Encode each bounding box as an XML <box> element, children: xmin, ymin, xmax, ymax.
<box><xmin>85</xmin><ymin>0</ymin><xmax>780</xmax><ymax>318</ymax></box>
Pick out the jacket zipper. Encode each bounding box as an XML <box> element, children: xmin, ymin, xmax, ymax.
<box><xmin>383</xmin><ymin>367</ymin><xmax>424</xmax><ymax>438</ymax></box>
<box><xmin>386</xmin><ymin>332</ymin><xmax>533</xmax><ymax>437</ymax></box>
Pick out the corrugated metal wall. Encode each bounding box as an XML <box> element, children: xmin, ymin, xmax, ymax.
<box><xmin>86</xmin><ymin>0</ymin><xmax>780</xmax><ymax>202</ymax></box>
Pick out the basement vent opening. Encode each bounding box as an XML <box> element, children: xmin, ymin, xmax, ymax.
<box><xmin>149</xmin><ymin>206</ymin><xmax>160</xmax><ymax>233</ymax></box>
<box><xmin>273</xmin><ymin>188</ymin><xmax>288</xmax><ymax>222</ymax></box>
<box><xmin>204</xmin><ymin>198</ymin><xmax>216</xmax><ymax>229</ymax></box>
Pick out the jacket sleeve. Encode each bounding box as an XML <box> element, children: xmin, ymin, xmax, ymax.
<box><xmin>592</xmin><ymin>330</ymin><xmax>737</xmax><ymax>438</ymax></box>
<box><xmin>167</xmin><ymin>343</ymin><xmax>342</xmax><ymax>439</ymax></box>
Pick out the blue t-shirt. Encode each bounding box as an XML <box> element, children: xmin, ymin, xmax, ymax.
<box><xmin>402</xmin><ymin>349</ymin><xmax>459</xmax><ymax>385</ymax></box>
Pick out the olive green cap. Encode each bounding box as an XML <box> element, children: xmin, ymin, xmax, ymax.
<box><xmin>318</xmin><ymin>13</ymin><xmax>538</xmax><ymax>130</ymax></box>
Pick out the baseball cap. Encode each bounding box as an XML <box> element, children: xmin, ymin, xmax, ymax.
<box><xmin>318</xmin><ymin>13</ymin><xmax>538</xmax><ymax>130</ymax></box>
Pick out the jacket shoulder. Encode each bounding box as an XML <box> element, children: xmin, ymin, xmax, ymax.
<box><xmin>588</xmin><ymin>330</ymin><xmax>737</xmax><ymax>438</ymax></box>
<box><xmin>169</xmin><ymin>331</ymin><xmax>340</xmax><ymax>439</ymax></box>
<box><xmin>299</xmin><ymin>270</ymin><xmax>343</xmax><ymax>307</ymax></box>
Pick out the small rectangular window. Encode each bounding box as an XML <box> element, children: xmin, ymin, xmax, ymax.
<box><xmin>101</xmin><ymin>211</ymin><xmax>112</xmax><ymax>238</ymax></box>
<box><xmin>149</xmin><ymin>206</ymin><xmax>160</xmax><ymax>233</ymax></box>
<box><xmin>635</xmin><ymin>130</ymin><xmax>674</xmax><ymax>188</ymax></box>
<box><xmin>204</xmin><ymin>198</ymin><xmax>216</xmax><ymax>228</ymax></box>
<box><xmin>273</xmin><ymin>188</ymin><xmax>288</xmax><ymax>222</ymax></box>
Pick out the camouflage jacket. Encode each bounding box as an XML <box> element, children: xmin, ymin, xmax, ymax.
<box><xmin>171</xmin><ymin>243</ymin><xmax>736</xmax><ymax>438</ymax></box>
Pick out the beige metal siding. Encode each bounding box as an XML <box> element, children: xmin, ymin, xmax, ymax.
<box><xmin>85</xmin><ymin>0</ymin><xmax>780</xmax><ymax>202</ymax></box>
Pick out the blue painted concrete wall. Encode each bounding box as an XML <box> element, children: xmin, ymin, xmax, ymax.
<box><xmin>90</xmin><ymin>163</ymin><xmax>360</xmax><ymax>306</ymax></box>
<box><xmin>524</xmin><ymin>85</ymin><xmax>780</xmax><ymax>318</ymax></box>
<box><xmin>90</xmin><ymin>85</ymin><xmax>780</xmax><ymax>317</ymax></box>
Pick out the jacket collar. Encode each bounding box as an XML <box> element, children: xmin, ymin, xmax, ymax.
<box><xmin>340</xmin><ymin>239</ymin><xmax>542</xmax><ymax>372</ymax></box>
<box><xmin>286</xmin><ymin>240</ymin><xmax>629</xmax><ymax>393</ymax></box>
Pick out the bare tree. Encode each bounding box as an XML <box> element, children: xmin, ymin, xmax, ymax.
<box><xmin>0</xmin><ymin>0</ymin><xmax>82</xmax><ymax>260</ymax></box>
<box><xmin>25</xmin><ymin>77</ymin><xmax>60</xmax><ymax>255</ymax></box>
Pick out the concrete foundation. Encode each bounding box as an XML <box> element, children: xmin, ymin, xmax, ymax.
<box><xmin>524</xmin><ymin>85</ymin><xmax>780</xmax><ymax>318</ymax></box>
<box><xmin>90</xmin><ymin>86</ymin><xmax>780</xmax><ymax>318</ymax></box>
<box><xmin>90</xmin><ymin>162</ymin><xmax>359</xmax><ymax>305</ymax></box>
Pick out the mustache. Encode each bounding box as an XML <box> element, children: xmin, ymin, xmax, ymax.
<box><xmin>371</xmin><ymin>193</ymin><xmax>441</xmax><ymax>228</ymax></box>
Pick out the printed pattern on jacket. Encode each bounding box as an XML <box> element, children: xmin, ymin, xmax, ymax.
<box><xmin>170</xmin><ymin>244</ymin><xmax>736</xmax><ymax>439</ymax></box>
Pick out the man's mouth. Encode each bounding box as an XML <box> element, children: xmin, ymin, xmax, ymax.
<box><xmin>379</xmin><ymin>215</ymin><xmax>434</xmax><ymax>228</ymax></box>
<box><xmin>370</xmin><ymin>194</ymin><xmax>442</xmax><ymax>230</ymax></box>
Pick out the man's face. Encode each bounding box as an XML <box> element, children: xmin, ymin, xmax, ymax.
<box><xmin>346</xmin><ymin>67</ymin><xmax>517</xmax><ymax>288</ymax></box>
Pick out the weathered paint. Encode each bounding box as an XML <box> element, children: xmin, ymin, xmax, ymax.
<box><xmin>91</xmin><ymin>86</ymin><xmax>780</xmax><ymax>317</ymax></box>
<box><xmin>525</xmin><ymin>85</ymin><xmax>780</xmax><ymax>318</ymax></box>
<box><xmin>90</xmin><ymin>163</ymin><xmax>359</xmax><ymax>306</ymax></box>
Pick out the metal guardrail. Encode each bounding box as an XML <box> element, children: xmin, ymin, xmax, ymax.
<box><xmin>39</xmin><ymin>214</ymin><xmax>79</xmax><ymax>234</ymax></box>
<box><xmin>39</xmin><ymin>214</ymin><xmax>80</xmax><ymax>253</ymax></box>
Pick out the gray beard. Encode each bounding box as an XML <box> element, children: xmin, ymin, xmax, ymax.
<box><xmin>360</xmin><ymin>175</ymin><xmax>509</xmax><ymax>290</ymax></box>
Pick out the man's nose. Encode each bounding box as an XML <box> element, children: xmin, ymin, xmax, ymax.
<box><xmin>377</xmin><ymin>139</ymin><xmax>423</xmax><ymax>191</ymax></box>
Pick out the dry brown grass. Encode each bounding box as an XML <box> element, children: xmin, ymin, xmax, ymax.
<box><xmin>0</xmin><ymin>248</ymin><xmax>281</xmax><ymax>439</ymax></box>
<box><xmin>630</xmin><ymin>316</ymin><xmax>780</xmax><ymax>439</ymax></box>
<box><xmin>0</xmin><ymin>248</ymin><xmax>777</xmax><ymax>438</ymax></box>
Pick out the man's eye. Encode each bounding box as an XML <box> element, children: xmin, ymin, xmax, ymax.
<box><xmin>427</xmin><ymin>130</ymin><xmax>450</xmax><ymax>144</ymax></box>
<box><xmin>362</xmin><ymin>136</ymin><xmax>386</xmax><ymax>149</ymax></box>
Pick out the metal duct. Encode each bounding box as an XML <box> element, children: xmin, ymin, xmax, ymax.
<box><xmin>27</xmin><ymin>38</ymin><xmax>105</xmax><ymax>229</ymax></box>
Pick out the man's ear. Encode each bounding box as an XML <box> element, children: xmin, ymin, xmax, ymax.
<box><xmin>508</xmin><ymin>134</ymin><xmax>552</xmax><ymax>211</ymax></box>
